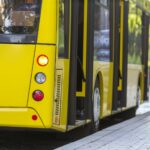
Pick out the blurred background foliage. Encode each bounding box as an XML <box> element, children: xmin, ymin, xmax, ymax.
<box><xmin>128</xmin><ymin>1</ymin><xmax>142</xmax><ymax>64</ymax></box>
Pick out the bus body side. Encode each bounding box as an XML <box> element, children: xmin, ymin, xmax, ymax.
<box><xmin>0</xmin><ymin>0</ymin><xmax>149</xmax><ymax>133</ymax></box>
<box><xmin>0</xmin><ymin>0</ymin><xmax>57</xmax><ymax>129</ymax></box>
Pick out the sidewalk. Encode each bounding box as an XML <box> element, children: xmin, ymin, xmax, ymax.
<box><xmin>57</xmin><ymin>102</ymin><xmax>150</xmax><ymax>150</ymax></box>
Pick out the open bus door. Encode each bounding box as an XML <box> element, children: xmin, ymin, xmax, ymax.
<box><xmin>113</xmin><ymin>0</ymin><xmax>150</xmax><ymax>111</ymax></box>
<box><xmin>68</xmin><ymin>0</ymin><xmax>93</xmax><ymax>125</ymax></box>
<box><xmin>112</xmin><ymin>0</ymin><xmax>128</xmax><ymax>110</ymax></box>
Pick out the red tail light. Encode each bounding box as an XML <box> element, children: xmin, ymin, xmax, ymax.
<box><xmin>33</xmin><ymin>90</ymin><xmax>44</xmax><ymax>101</ymax></box>
<box><xmin>32</xmin><ymin>115</ymin><xmax>38</xmax><ymax>121</ymax></box>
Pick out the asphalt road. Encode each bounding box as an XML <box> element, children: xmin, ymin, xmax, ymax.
<box><xmin>0</xmin><ymin>100</ymin><xmax>149</xmax><ymax>150</ymax></box>
<box><xmin>0</xmin><ymin>117</ymin><xmax>137</xmax><ymax>149</ymax></box>
<box><xmin>0</xmin><ymin>130</ymin><xmax>61</xmax><ymax>150</ymax></box>
<box><xmin>0</xmin><ymin>127</ymin><xmax>92</xmax><ymax>150</ymax></box>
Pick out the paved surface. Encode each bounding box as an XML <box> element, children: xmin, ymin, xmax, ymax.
<box><xmin>0</xmin><ymin>101</ymin><xmax>148</xmax><ymax>150</ymax></box>
<box><xmin>57</xmin><ymin>102</ymin><xmax>150</xmax><ymax>150</ymax></box>
<box><xmin>136</xmin><ymin>100</ymin><xmax>150</xmax><ymax>115</ymax></box>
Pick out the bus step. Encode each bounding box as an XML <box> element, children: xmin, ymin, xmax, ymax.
<box><xmin>76</xmin><ymin>110</ymin><xmax>85</xmax><ymax>120</ymax></box>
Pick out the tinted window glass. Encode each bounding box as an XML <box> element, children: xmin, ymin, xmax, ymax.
<box><xmin>94</xmin><ymin>1</ymin><xmax>110</xmax><ymax>62</ymax></box>
<box><xmin>128</xmin><ymin>1</ymin><xmax>142</xmax><ymax>64</ymax></box>
<box><xmin>58</xmin><ymin>0</ymin><xmax>65</xmax><ymax>57</ymax></box>
<box><xmin>0</xmin><ymin>0</ymin><xmax>41</xmax><ymax>43</ymax></box>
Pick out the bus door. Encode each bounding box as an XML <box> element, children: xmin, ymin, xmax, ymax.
<box><xmin>68</xmin><ymin>0</ymin><xmax>90</xmax><ymax>125</ymax></box>
<box><xmin>112</xmin><ymin>0</ymin><xmax>128</xmax><ymax>110</ymax></box>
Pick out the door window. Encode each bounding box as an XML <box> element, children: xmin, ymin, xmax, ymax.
<box><xmin>94</xmin><ymin>0</ymin><xmax>111</xmax><ymax>62</ymax></box>
<box><xmin>58</xmin><ymin>0</ymin><xmax>65</xmax><ymax>57</ymax></box>
<box><xmin>58</xmin><ymin>0</ymin><xmax>69</xmax><ymax>58</ymax></box>
<box><xmin>128</xmin><ymin>1</ymin><xmax>142</xmax><ymax>64</ymax></box>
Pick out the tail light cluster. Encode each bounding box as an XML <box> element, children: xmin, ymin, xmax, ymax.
<box><xmin>32</xmin><ymin>55</ymin><xmax>49</xmax><ymax>102</ymax></box>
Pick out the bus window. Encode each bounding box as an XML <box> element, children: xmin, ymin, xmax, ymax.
<box><xmin>58</xmin><ymin>0</ymin><xmax>65</xmax><ymax>57</ymax></box>
<box><xmin>94</xmin><ymin>0</ymin><xmax>110</xmax><ymax>62</ymax></box>
<box><xmin>0</xmin><ymin>0</ymin><xmax>41</xmax><ymax>43</ymax></box>
<box><xmin>128</xmin><ymin>2</ymin><xmax>142</xmax><ymax>64</ymax></box>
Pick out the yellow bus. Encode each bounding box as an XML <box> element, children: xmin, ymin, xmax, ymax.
<box><xmin>0</xmin><ymin>0</ymin><xmax>149</xmax><ymax>132</ymax></box>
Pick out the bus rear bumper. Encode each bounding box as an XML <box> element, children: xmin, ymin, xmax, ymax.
<box><xmin>0</xmin><ymin>108</ymin><xmax>44</xmax><ymax>128</ymax></box>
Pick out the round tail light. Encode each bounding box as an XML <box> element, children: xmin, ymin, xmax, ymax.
<box><xmin>37</xmin><ymin>55</ymin><xmax>49</xmax><ymax>66</ymax></box>
<box><xmin>35</xmin><ymin>72</ymin><xmax>46</xmax><ymax>84</ymax></box>
<box><xmin>33</xmin><ymin>90</ymin><xmax>44</xmax><ymax>101</ymax></box>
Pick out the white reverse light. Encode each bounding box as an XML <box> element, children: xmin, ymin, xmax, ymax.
<box><xmin>35</xmin><ymin>72</ymin><xmax>46</xmax><ymax>84</ymax></box>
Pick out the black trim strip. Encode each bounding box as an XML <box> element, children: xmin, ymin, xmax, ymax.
<box><xmin>109</xmin><ymin>0</ymin><xmax>114</xmax><ymax>63</ymax></box>
<box><xmin>84</xmin><ymin>0</ymin><xmax>94</xmax><ymax>119</ymax></box>
<box><xmin>68</xmin><ymin>0</ymin><xmax>79</xmax><ymax>125</ymax></box>
<box><xmin>112</xmin><ymin>0</ymin><xmax>120</xmax><ymax>110</ymax></box>
<box><xmin>64</xmin><ymin>0</ymin><xmax>70</xmax><ymax>58</ymax></box>
<box><xmin>36</xmin><ymin>43</ymin><xmax>56</xmax><ymax>46</ymax></box>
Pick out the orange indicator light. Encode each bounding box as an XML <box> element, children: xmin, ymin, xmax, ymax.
<box><xmin>37</xmin><ymin>55</ymin><xmax>49</xmax><ymax>66</ymax></box>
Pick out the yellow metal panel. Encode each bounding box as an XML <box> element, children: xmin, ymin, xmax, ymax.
<box><xmin>0</xmin><ymin>44</ymin><xmax>35</xmax><ymax>107</ymax></box>
<box><xmin>0</xmin><ymin>108</ymin><xmax>44</xmax><ymax>128</ymax></box>
<box><xmin>53</xmin><ymin>69</ymin><xmax>63</xmax><ymax>125</ymax></box>
<box><xmin>38</xmin><ymin>0</ymin><xmax>56</xmax><ymax>44</ymax></box>
<box><xmin>28</xmin><ymin>45</ymin><xmax>56</xmax><ymax>128</ymax></box>
<box><xmin>83</xmin><ymin>0</ymin><xmax>88</xmax><ymax>77</ymax></box>
<box><xmin>118</xmin><ymin>0</ymin><xmax>124</xmax><ymax>91</ymax></box>
<box><xmin>53</xmin><ymin>59</ymin><xmax>70</xmax><ymax>131</ymax></box>
<box><xmin>93</xmin><ymin>62</ymin><xmax>113</xmax><ymax>118</ymax></box>
<box><xmin>127</xmin><ymin>64</ymin><xmax>142</xmax><ymax>107</ymax></box>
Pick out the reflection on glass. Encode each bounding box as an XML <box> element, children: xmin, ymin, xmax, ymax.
<box><xmin>58</xmin><ymin>0</ymin><xmax>65</xmax><ymax>57</ymax></box>
<box><xmin>128</xmin><ymin>1</ymin><xmax>142</xmax><ymax>64</ymax></box>
<box><xmin>0</xmin><ymin>0</ymin><xmax>41</xmax><ymax>43</ymax></box>
<box><xmin>94</xmin><ymin>1</ymin><xmax>110</xmax><ymax>62</ymax></box>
